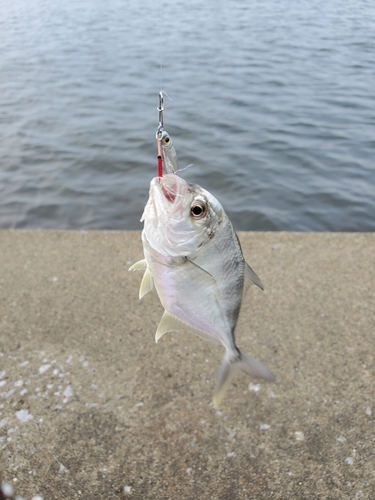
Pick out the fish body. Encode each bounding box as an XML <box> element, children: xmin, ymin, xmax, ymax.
<box><xmin>130</xmin><ymin>174</ymin><xmax>275</xmax><ymax>407</ymax></box>
<box><xmin>161</xmin><ymin>130</ymin><xmax>179</xmax><ymax>174</ymax></box>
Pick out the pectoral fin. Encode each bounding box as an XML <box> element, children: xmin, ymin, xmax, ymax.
<box><xmin>185</xmin><ymin>258</ymin><xmax>217</xmax><ymax>286</ymax></box>
<box><xmin>128</xmin><ymin>259</ymin><xmax>147</xmax><ymax>272</ymax></box>
<box><xmin>184</xmin><ymin>258</ymin><xmax>223</xmax><ymax>305</ymax></box>
<box><xmin>244</xmin><ymin>262</ymin><xmax>264</xmax><ymax>290</ymax></box>
<box><xmin>139</xmin><ymin>268</ymin><xmax>154</xmax><ymax>299</ymax></box>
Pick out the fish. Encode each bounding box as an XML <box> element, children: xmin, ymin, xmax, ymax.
<box><xmin>161</xmin><ymin>130</ymin><xmax>179</xmax><ymax>174</ymax></box>
<box><xmin>129</xmin><ymin>173</ymin><xmax>275</xmax><ymax>408</ymax></box>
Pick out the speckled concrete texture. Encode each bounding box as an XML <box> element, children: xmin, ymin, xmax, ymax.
<box><xmin>0</xmin><ymin>230</ymin><xmax>374</xmax><ymax>499</ymax></box>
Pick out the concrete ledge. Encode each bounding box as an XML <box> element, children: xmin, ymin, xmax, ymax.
<box><xmin>0</xmin><ymin>230</ymin><xmax>374</xmax><ymax>499</ymax></box>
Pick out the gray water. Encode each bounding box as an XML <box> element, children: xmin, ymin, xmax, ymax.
<box><xmin>1</xmin><ymin>0</ymin><xmax>374</xmax><ymax>231</ymax></box>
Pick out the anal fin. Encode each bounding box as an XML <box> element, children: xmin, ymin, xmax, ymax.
<box><xmin>155</xmin><ymin>310</ymin><xmax>220</xmax><ymax>345</ymax></box>
<box><xmin>139</xmin><ymin>268</ymin><xmax>154</xmax><ymax>299</ymax></box>
<box><xmin>156</xmin><ymin>311</ymin><xmax>183</xmax><ymax>343</ymax></box>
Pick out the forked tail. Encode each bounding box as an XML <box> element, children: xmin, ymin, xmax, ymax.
<box><xmin>213</xmin><ymin>349</ymin><xmax>276</xmax><ymax>409</ymax></box>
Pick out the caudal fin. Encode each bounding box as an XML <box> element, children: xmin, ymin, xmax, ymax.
<box><xmin>213</xmin><ymin>349</ymin><xmax>276</xmax><ymax>409</ymax></box>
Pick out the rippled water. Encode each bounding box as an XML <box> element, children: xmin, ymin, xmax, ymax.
<box><xmin>0</xmin><ymin>0</ymin><xmax>374</xmax><ymax>231</ymax></box>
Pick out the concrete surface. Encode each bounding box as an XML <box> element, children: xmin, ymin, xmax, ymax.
<box><xmin>0</xmin><ymin>230</ymin><xmax>374</xmax><ymax>499</ymax></box>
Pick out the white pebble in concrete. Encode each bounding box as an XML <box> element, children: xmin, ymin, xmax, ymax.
<box><xmin>39</xmin><ymin>364</ymin><xmax>51</xmax><ymax>374</ymax></box>
<box><xmin>249</xmin><ymin>383</ymin><xmax>261</xmax><ymax>392</ymax></box>
<box><xmin>16</xmin><ymin>409</ymin><xmax>33</xmax><ymax>422</ymax></box>
<box><xmin>63</xmin><ymin>385</ymin><xmax>73</xmax><ymax>398</ymax></box>
<box><xmin>337</xmin><ymin>436</ymin><xmax>347</xmax><ymax>443</ymax></box>
<box><xmin>1</xmin><ymin>481</ymin><xmax>14</xmax><ymax>496</ymax></box>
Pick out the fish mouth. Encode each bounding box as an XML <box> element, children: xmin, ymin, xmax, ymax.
<box><xmin>160</xmin><ymin>175</ymin><xmax>178</xmax><ymax>203</ymax></box>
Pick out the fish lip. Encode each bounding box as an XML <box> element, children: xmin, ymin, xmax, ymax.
<box><xmin>147</xmin><ymin>174</ymin><xmax>187</xmax><ymax>227</ymax></box>
<box><xmin>160</xmin><ymin>175</ymin><xmax>178</xmax><ymax>203</ymax></box>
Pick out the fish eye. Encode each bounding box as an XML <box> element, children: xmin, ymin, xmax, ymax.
<box><xmin>190</xmin><ymin>200</ymin><xmax>207</xmax><ymax>219</ymax></box>
<box><xmin>163</xmin><ymin>136</ymin><xmax>170</xmax><ymax>144</ymax></box>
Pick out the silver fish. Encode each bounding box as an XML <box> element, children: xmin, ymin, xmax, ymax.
<box><xmin>130</xmin><ymin>174</ymin><xmax>275</xmax><ymax>407</ymax></box>
<box><xmin>161</xmin><ymin>130</ymin><xmax>179</xmax><ymax>174</ymax></box>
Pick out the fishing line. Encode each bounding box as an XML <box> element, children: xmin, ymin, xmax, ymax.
<box><xmin>159</xmin><ymin>3</ymin><xmax>163</xmax><ymax>93</ymax></box>
<box><xmin>177</xmin><ymin>164</ymin><xmax>194</xmax><ymax>174</ymax></box>
<box><xmin>156</xmin><ymin>4</ymin><xmax>164</xmax><ymax>177</ymax></box>
<box><xmin>155</xmin><ymin>5</ymin><xmax>172</xmax><ymax>177</ymax></box>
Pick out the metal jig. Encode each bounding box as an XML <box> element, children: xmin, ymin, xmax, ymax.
<box><xmin>156</xmin><ymin>91</ymin><xmax>172</xmax><ymax>177</ymax></box>
<box><xmin>156</xmin><ymin>92</ymin><xmax>164</xmax><ymax>177</ymax></box>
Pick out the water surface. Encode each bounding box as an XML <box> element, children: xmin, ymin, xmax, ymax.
<box><xmin>0</xmin><ymin>0</ymin><xmax>374</xmax><ymax>231</ymax></box>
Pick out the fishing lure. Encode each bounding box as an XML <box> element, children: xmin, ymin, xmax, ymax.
<box><xmin>156</xmin><ymin>92</ymin><xmax>164</xmax><ymax>177</ymax></box>
<box><xmin>156</xmin><ymin>92</ymin><xmax>179</xmax><ymax>176</ymax></box>
<box><xmin>161</xmin><ymin>130</ymin><xmax>179</xmax><ymax>174</ymax></box>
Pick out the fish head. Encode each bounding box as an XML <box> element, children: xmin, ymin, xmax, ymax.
<box><xmin>142</xmin><ymin>174</ymin><xmax>224</xmax><ymax>257</ymax></box>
